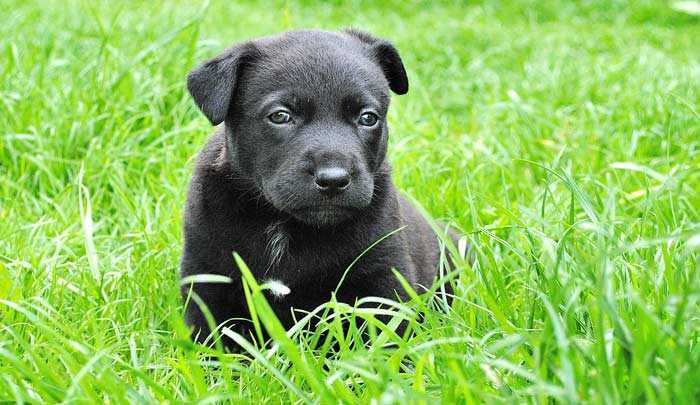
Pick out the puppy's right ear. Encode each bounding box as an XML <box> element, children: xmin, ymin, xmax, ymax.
<box><xmin>187</xmin><ymin>43</ymin><xmax>256</xmax><ymax>125</ymax></box>
<box><xmin>344</xmin><ymin>29</ymin><xmax>409</xmax><ymax>95</ymax></box>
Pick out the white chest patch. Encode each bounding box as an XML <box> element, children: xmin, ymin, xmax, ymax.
<box><xmin>265</xmin><ymin>222</ymin><xmax>289</xmax><ymax>273</ymax></box>
<box><xmin>262</xmin><ymin>279</ymin><xmax>291</xmax><ymax>299</ymax></box>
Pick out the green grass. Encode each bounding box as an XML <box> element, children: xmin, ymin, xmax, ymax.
<box><xmin>1</xmin><ymin>0</ymin><xmax>699</xmax><ymax>402</ymax></box>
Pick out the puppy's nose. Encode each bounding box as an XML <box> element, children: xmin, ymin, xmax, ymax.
<box><xmin>314</xmin><ymin>167</ymin><xmax>351</xmax><ymax>192</ymax></box>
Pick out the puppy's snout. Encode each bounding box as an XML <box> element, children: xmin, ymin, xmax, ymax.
<box><xmin>314</xmin><ymin>167</ymin><xmax>351</xmax><ymax>192</ymax></box>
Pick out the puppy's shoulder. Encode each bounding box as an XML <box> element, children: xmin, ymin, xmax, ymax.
<box><xmin>194</xmin><ymin>125</ymin><xmax>230</xmax><ymax>173</ymax></box>
<box><xmin>185</xmin><ymin>126</ymin><xmax>237</xmax><ymax>225</ymax></box>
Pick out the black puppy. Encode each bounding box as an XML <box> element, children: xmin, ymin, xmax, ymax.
<box><xmin>181</xmin><ymin>29</ymin><xmax>457</xmax><ymax>349</ymax></box>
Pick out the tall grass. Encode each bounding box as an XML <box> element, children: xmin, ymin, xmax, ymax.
<box><xmin>1</xmin><ymin>0</ymin><xmax>698</xmax><ymax>402</ymax></box>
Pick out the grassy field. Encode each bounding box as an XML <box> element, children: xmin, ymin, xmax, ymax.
<box><xmin>1</xmin><ymin>0</ymin><xmax>699</xmax><ymax>402</ymax></box>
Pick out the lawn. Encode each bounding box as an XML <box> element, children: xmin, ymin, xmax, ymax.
<box><xmin>1</xmin><ymin>0</ymin><xmax>699</xmax><ymax>403</ymax></box>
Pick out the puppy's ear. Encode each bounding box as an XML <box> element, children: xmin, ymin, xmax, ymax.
<box><xmin>345</xmin><ymin>29</ymin><xmax>409</xmax><ymax>95</ymax></box>
<box><xmin>187</xmin><ymin>43</ymin><xmax>256</xmax><ymax>125</ymax></box>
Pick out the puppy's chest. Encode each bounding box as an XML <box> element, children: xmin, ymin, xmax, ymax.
<box><xmin>255</xmin><ymin>223</ymin><xmax>364</xmax><ymax>287</ymax></box>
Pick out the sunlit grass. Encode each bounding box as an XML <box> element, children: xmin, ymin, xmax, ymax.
<box><xmin>1</xmin><ymin>0</ymin><xmax>699</xmax><ymax>402</ymax></box>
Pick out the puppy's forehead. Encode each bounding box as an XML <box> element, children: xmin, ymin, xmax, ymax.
<box><xmin>242</xmin><ymin>31</ymin><xmax>389</xmax><ymax>103</ymax></box>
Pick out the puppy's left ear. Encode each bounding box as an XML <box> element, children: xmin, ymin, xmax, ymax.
<box><xmin>345</xmin><ymin>29</ymin><xmax>409</xmax><ymax>95</ymax></box>
<box><xmin>187</xmin><ymin>42</ymin><xmax>256</xmax><ymax>125</ymax></box>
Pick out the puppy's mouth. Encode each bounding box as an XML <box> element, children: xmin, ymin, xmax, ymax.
<box><xmin>294</xmin><ymin>204</ymin><xmax>355</xmax><ymax>213</ymax></box>
<box><xmin>290</xmin><ymin>204</ymin><xmax>358</xmax><ymax>227</ymax></box>
<box><xmin>259</xmin><ymin>175</ymin><xmax>374</xmax><ymax>227</ymax></box>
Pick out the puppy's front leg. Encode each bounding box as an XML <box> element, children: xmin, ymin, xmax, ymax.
<box><xmin>181</xmin><ymin>281</ymin><xmax>251</xmax><ymax>351</ymax></box>
<box><xmin>335</xmin><ymin>270</ymin><xmax>414</xmax><ymax>338</ymax></box>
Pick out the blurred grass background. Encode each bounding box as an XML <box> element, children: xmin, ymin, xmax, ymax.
<box><xmin>1</xmin><ymin>0</ymin><xmax>699</xmax><ymax>403</ymax></box>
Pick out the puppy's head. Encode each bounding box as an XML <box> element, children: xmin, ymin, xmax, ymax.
<box><xmin>187</xmin><ymin>29</ymin><xmax>408</xmax><ymax>227</ymax></box>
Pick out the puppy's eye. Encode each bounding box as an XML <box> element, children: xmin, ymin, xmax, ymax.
<box><xmin>268</xmin><ymin>110</ymin><xmax>292</xmax><ymax>125</ymax></box>
<box><xmin>358</xmin><ymin>112</ymin><xmax>379</xmax><ymax>127</ymax></box>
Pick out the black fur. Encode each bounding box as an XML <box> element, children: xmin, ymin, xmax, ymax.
<box><xmin>181</xmin><ymin>29</ymin><xmax>456</xmax><ymax>350</ymax></box>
